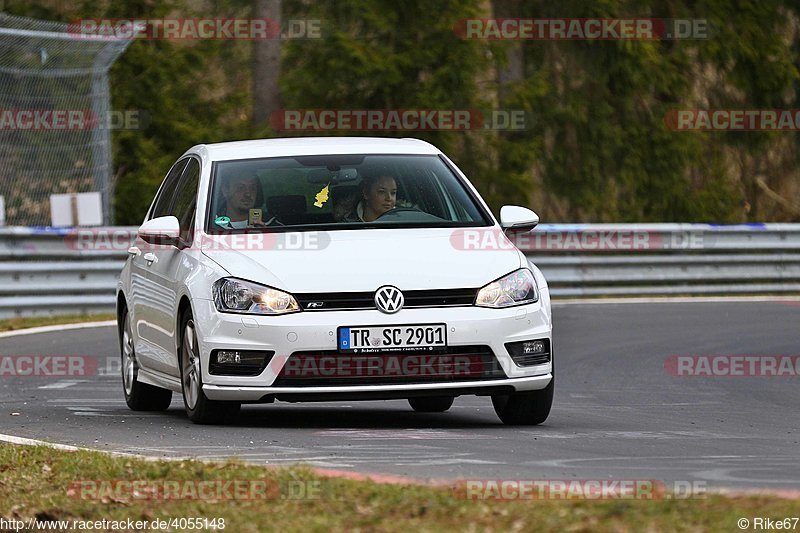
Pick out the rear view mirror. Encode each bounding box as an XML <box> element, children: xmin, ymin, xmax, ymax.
<box><xmin>337</xmin><ymin>168</ymin><xmax>359</xmax><ymax>181</ymax></box>
<box><xmin>307</xmin><ymin>168</ymin><xmax>359</xmax><ymax>184</ymax></box>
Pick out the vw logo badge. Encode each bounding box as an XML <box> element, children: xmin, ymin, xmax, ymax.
<box><xmin>374</xmin><ymin>285</ymin><xmax>404</xmax><ymax>314</ymax></box>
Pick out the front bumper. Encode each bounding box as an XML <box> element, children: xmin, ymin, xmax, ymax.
<box><xmin>203</xmin><ymin>374</ymin><xmax>552</xmax><ymax>402</ymax></box>
<box><xmin>191</xmin><ymin>295</ymin><xmax>553</xmax><ymax>401</ymax></box>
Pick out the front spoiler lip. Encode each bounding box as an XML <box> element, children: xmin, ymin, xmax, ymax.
<box><xmin>202</xmin><ymin>373</ymin><xmax>552</xmax><ymax>401</ymax></box>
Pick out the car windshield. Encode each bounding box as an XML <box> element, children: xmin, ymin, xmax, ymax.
<box><xmin>206</xmin><ymin>154</ymin><xmax>490</xmax><ymax>232</ymax></box>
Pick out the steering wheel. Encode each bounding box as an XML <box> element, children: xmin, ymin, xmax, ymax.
<box><xmin>376</xmin><ymin>207</ymin><xmax>421</xmax><ymax>220</ymax></box>
<box><xmin>262</xmin><ymin>215</ymin><xmax>285</xmax><ymax>227</ymax></box>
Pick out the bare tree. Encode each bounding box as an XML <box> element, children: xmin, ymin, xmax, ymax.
<box><xmin>252</xmin><ymin>0</ymin><xmax>282</xmax><ymax>126</ymax></box>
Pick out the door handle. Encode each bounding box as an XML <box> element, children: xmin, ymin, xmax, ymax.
<box><xmin>143</xmin><ymin>252</ymin><xmax>158</xmax><ymax>264</ymax></box>
<box><xmin>127</xmin><ymin>246</ymin><xmax>141</xmax><ymax>257</ymax></box>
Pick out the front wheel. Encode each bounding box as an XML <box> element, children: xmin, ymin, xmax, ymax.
<box><xmin>120</xmin><ymin>307</ymin><xmax>172</xmax><ymax>411</ymax></box>
<box><xmin>491</xmin><ymin>379</ymin><xmax>553</xmax><ymax>425</ymax></box>
<box><xmin>180</xmin><ymin>310</ymin><xmax>240</xmax><ymax>424</ymax></box>
<box><xmin>408</xmin><ymin>396</ymin><xmax>454</xmax><ymax>413</ymax></box>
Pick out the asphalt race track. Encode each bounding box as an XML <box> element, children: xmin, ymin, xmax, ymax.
<box><xmin>1</xmin><ymin>301</ymin><xmax>799</xmax><ymax>490</ymax></box>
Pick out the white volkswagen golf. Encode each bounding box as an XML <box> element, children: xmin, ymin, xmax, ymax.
<box><xmin>117</xmin><ymin>137</ymin><xmax>553</xmax><ymax>425</ymax></box>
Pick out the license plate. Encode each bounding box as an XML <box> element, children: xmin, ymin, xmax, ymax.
<box><xmin>338</xmin><ymin>324</ymin><xmax>448</xmax><ymax>353</ymax></box>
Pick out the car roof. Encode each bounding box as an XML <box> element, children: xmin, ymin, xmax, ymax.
<box><xmin>191</xmin><ymin>137</ymin><xmax>441</xmax><ymax>161</ymax></box>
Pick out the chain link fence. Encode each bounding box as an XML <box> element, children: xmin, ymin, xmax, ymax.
<box><xmin>0</xmin><ymin>13</ymin><xmax>133</xmax><ymax>226</ymax></box>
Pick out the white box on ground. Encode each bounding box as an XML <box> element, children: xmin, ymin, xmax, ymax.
<box><xmin>75</xmin><ymin>192</ymin><xmax>103</xmax><ymax>225</ymax></box>
<box><xmin>50</xmin><ymin>192</ymin><xmax>103</xmax><ymax>226</ymax></box>
<box><xmin>50</xmin><ymin>194</ymin><xmax>72</xmax><ymax>226</ymax></box>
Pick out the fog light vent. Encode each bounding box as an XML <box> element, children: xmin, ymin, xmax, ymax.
<box><xmin>210</xmin><ymin>350</ymin><xmax>275</xmax><ymax>376</ymax></box>
<box><xmin>505</xmin><ymin>339</ymin><xmax>551</xmax><ymax>367</ymax></box>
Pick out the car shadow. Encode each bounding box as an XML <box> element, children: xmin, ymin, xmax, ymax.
<box><xmin>157</xmin><ymin>400</ymin><xmax>507</xmax><ymax>429</ymax></box>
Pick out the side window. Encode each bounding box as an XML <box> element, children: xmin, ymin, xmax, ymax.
<box><xmin>150</xmin><ymin>158</ymin><xmax>189</xmax><ymax>219</ymax></box>
<box><xmin>171</xmin><ymin>158</ymin><xmax>200</xmax><ymax>243</ymax></box>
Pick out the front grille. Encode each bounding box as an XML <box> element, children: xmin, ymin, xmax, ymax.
<box><xmin>295</xmin><ymin>288</ymin><xmax>477</xmax><ymax>311</ymax></box>
<box><xmin>273</xmin><ymin>345</ymin><xmax>507</xmax><ymax>386</ymax></box>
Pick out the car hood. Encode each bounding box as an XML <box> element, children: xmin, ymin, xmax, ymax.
<box><xmin>200</xmin><ymin>227</ymin><xmax>522</xmax><ymax>292</ymax></box>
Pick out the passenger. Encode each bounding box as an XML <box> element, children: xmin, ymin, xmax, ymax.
<box><xmin>343</xmin><ymin>175</ymin><xmax>397</xmax><ymax>222</ymax></box>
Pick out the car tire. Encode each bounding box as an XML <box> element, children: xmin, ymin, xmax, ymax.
<box><xmin>180</xmin><ymin>309</ymin><xmax>240</xmax><ymax>425</ymax></box>
<box><xmin>408</xmin><ymin>396</ymin><xmax>454</xmax><ymax>413</ymax></box>
<box><xmin>120</xmin><ymin>307</ymin><xmax>172</xmax><ymax>411</ymax></box>
<box><xmin>491</xmin><ymin>378</ymin><xmax>553</xmax><ymax>425</ymax></box>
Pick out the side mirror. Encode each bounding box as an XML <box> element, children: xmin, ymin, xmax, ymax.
<box><xmin>499</xmin><ymin>205</ymin><xmax>539</xmax><ymax>232</ymax></box>
<box><xmin>138</xmin><ymin>216</ymin><xmax>180</xmax><ymax>246</ymax></box>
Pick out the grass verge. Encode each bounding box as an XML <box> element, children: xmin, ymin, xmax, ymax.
<box><xmin>0</xmin><ymin>314</ymin><xmax>115</xmax><ymax>333</ymax></box>
<box><xmin>0</xmin><ymin>443</ymin><xmax>798</xmax><ymax>532</ymax></box>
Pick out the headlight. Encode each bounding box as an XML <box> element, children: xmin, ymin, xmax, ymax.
<box><xmin>476</xmin><ymin>269</ymin><xmax>539</xmax><ymax>308</ymax></box>
<box><xmin>213</xmin><ymin>278</ymin><xmax>300</xmax><ymax>315</ymax></box>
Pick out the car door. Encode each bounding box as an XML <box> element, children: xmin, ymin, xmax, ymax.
<box><xmin>140</xmin><ymin>156</ymin><xmax>202</xmax><ymax>377</ymax></box>
<box><xmin>129</xmin><ymin>157</ymin><xmax>188</xmax><ymax>372</ymax></box>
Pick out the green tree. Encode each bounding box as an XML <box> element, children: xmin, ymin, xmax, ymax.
<box><xmin>493</xmin><ymin>0</ymin><xmax>799</xmax><ymax>222</ymax></box>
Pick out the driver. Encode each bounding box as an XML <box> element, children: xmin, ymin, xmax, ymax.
<box><xmin>343</xmin><ymin>174</ymin><xmax>397</xmax><ymax>222</ymax></box>
<box><xmin>216</xmin><ymin>173</ymin><xmax>273</xmax><ymax>229</ymax></box>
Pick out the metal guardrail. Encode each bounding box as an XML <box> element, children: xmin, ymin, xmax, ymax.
<box><xmin>1</xmin><ymin>224</ymin><xmax>799</xmax><ymax>318</ymax></box>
